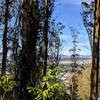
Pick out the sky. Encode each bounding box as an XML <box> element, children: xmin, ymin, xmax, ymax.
<box><xmin>52</xmin><ymin>0</ymin><xmax>93</xmax><ymax>56</ymax></box>
<box><xmin>0</xmin><ymin>0</ymin><xmax>92</xmax><ymax>56</ymax></box>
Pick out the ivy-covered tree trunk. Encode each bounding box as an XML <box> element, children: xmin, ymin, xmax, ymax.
<box><xmin>1</xmin><ymin>0</ymin><xmax>9</xmax><ymax>75</ymax></box>
<box><xmin>90</xmin><ymin>0</ymin><xmax>100</xmax><ymax>99</ymax></box>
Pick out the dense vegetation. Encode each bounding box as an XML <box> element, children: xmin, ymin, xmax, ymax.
<box><xmin>0</xmin><ymin>0</ymin><xmax>100</xmax><ymax>100</ymax></box>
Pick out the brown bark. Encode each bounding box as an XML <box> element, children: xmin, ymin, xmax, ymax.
<box><xmin>19</xmin><ymin>0</ymin><xmax>39</xmax><ymax>99</ymax></box>
<box><xmin>90</xmin><ymin>0</ymin><xmax>100</xmax><ymax>99</ymax></box>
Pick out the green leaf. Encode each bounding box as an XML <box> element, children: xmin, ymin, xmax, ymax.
<box><xmin>0</xmin><ymin>75</ymin><xmax>18</xmax><ymax>92</ymax></box>
<box><xmin>81</xmin><ymin>2</ymin><xmax>90</xmax><ymax>8</ymax></box>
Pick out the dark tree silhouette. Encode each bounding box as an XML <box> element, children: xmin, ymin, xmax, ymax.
<box><xmin>1</xmin><ymin>0</ymin><xmax>9</xmax><ymax>75</ymax></box>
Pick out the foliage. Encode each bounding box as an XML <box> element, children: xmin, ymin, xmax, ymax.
<box><xmin>0</xmin><ymin>0</ymin><xmax>63</xmax><ymax>99</ymax></box>
<box><xmin>81</xmin><ymin>1</ymin><xmax>94</xmax><ymax>49</ymax></box>
<box><xmin>0</xmin><ymin>75</ymin><xmax>18</xmax><ymax>92</ymax></box>
<box><xmin>0</xmin><ymin>75</ymin><xmax>18</xmax><ymax>100</ymax></box>
<box><xmin>48</xmin><ymin>20</ymin><xmax>65</xmax><ymax>67</ymax></box>
<box><xmin>27</xmin><ymin>68</ymin><xmax>64</xmax><ymax>100</ymax></box>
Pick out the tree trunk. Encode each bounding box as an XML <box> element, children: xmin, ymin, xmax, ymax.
<box><xmin>1</xmin><ymin>0</ymin><xmax>9</xmax><ymax>75</ymax></box>
<box><xmin>19</xmin><ymin>0</ymin><xmax>38</xmax><ymax>99</ymax></box>
<box><xmin>90</xmin><ymin>0</ymin><xmax>100</xmax><ymax>99</ymax></box>
<box><xmin>43</xmin><ymin>0</ymin><xmax>49</xmax><ymax>76</ymax></box>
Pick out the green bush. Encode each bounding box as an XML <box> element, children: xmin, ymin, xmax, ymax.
<box><xmin>27</xmin><ymin>68</ymin><xmax>64</xmax><ymax>100</ymax></box>
<box><xmin>0</xmin><ymin>75</ymin><xmax>18</xmax><ymax>100</ymax></box>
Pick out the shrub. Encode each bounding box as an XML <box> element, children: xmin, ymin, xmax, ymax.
<box><xmin>27</xmin><ymin>68</ymin><xmax>64</xmax><ymax>100</ymax></box>
<box><xmin>0</xmin><ymin>75</ymin><xmax>18</xmax><ymax>100</ymax></box>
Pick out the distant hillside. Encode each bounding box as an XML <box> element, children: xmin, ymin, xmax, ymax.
<box><xmin>60</xmin><ymin>55</ymin><xmax>91</xmax><ymax>61</ymax></box>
